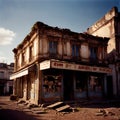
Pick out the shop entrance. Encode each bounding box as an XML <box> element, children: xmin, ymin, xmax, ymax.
<box><xmin>63</xmin><ymin>70</ymin><xmax>74</xmax><ymax>101</ymax></box>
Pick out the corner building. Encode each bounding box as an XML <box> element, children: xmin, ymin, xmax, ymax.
<box><xmin>10</xmin><ymin>22</ymin><xmax>111</xmax><ymax>104</ymax></box>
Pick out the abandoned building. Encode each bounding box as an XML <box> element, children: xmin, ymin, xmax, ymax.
<box><xmin>10</xmin><ymin>22</ymin><xmax>112</xmax><ymax>104</ymax></box>
<box><xmin>0</xmin><ymin>63</ymin><xmax>14</xmax><ymax>95</ymax></box>
<box><xmin>87</xmin><ymin>6</ymin><xmax>120</xmax><ymax>97</ymax></box>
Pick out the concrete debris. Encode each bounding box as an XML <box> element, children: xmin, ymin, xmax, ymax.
<box><xmin>46</xmin><ymin>101</ymin><xmax>75</xmax><ymax>113</ymax></box>
<box><xmin>17</xmin><ymin>99</ymin><xmax>26</xmax><ymax>104</ymax></box>
<box><xmin>32</xmin><ymin>110</ymin><xmax>47</xmax><ymax>114</ymax></box>
<box><xmin>95</xmin><ymin>109</ymin><xmax>115</xmax><ymax>117</ymax></box>
<box><xmin>39</xmin><ymin>104</ymin><xmax>44</xmax><ymax>108</ymax></box>
<box><xmin>23</xmin><ymin>108</ymin><xmax>32</xmax><ymax>112</ymax></box>
<box><xmin>10</xmin><ymin>95</ymin><xmax>18</xmax><ymax>101</ymax></box>
<box><xmin>47</xmin><ymin>102</ymin><xmax>63</xmax><ymax>109</ymax></box>
<box><xmin>26</xmin><ymin>103</ymin><xmax>38</xmax><ymax>108</ymax></box>
<box><xmin>56</xmin><ymin>105</ymin><xmax>70</xmax><ymax>112</ymax></box>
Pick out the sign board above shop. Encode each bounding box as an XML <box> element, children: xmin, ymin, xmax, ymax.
<box><xmin>40</xmin><ymin>59</ymin><xmax>112</xmax><ymax>74</ymax></box>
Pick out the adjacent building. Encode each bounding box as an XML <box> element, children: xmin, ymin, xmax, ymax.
<box><xmin>10</xmin><ymin>22</ymin><xmax>111</xmax><ymax>104</ymax></box>
<box><xmin>87</xmin><ymin>6</ymin><xmax>120</xmax><ymax>97</ymax></box>
<box><xmin>0</xmin><ymin>63</ymin><xmax>14</xmax><ymax>95</ymax></box>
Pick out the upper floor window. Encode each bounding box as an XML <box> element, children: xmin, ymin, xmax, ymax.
<box><xmin>49</xmin><ymin>41</ymin><xmax>58</xmax><ymax>54</ymax></box>
<box><xmin>22</xmin><ymin>52</ymin><xmax>26</xmax><ymax>65</ymax></box>
<box><xmin>29</xmin><ymin>45</ymin><xmax>33</xmax><ymax>61</ymax></box>
<box><xmin>72</xmin><ymin>44</ymin><xmax>80</xmax><ymax>57</ymax></box>
<box><xmin>90</xmin><ymin>47</ymin><xmax>98</xmax><ymax>62</ymax></box>
<box><xmin>0</xmin><ymin>71</ymin><xmax>4</xmax><ymax>78</ymax></box>
<box><xmin>16</xmin><ymin>54</ymin><xmax>20</xmax><ymax>69</ymax></box>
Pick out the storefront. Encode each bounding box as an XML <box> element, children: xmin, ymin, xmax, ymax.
<box><xmin>40</xmin><ymin>59</ymin><xmax>112</xmax><ymax>102</ymax></box>
<box><xmin>10</xmin><ymin>64</ymin><xmax>39</xmax><ymax>104</ymax></box>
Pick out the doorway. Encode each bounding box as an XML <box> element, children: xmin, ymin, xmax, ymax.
<box><xmin>63</xmin><ymin>70</ymin><xmax>74</xmax><ymax>101</ymax></box>
<box><xmin>106</xmin><ymin>76</ymin><xmax>113</xmax><ymax>98</ymax></box>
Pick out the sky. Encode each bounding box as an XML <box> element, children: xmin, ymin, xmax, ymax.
<box><xmin>0</xmin><ymin>0</ymin><xmax>120</xmax><ymax>64</ymax></box>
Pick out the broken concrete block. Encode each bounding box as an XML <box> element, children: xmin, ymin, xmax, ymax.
<box><xmin>47</xmin><ymin>102</ymin><xmax>63</xmax><ymax>109</ymax></box>
<box><xmin>95</xmin><ymin>112</ymin><xmax>104</xmax><ymax>116</ymax></box>
<box><xmin>56</xmin><ymin>105</ymin><xmax>70</xmax><ymax>112</ymax></box>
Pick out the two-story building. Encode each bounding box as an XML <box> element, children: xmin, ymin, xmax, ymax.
<box><xmin>0</xmin><ymin>63</ymin><xmax>14</xmax><ymax>95</ymax></box>
<box><xmin>10</xmin><ymin>22</ymin><xmax>111</xmax><ymax>104</ymax></box>
<box><xmin>87</xmin><ymin>6</ymin><xmax>120</xmax><ymax>98</ymax></box>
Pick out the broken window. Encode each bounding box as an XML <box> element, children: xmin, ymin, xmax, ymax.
<box><xmin>75</xmin><ymin>72</ymin><xmax>86</xmax><ymax>92</ymax></box>
<box><xmin>42</xmin><ymin>70</ymin><xmax>62</xmax><ymax>98</ymax></box>
<box><xmin>43</xmin><ymin>75</ymin><xmax>62</xmax><ymax>93</ymax></box>
<box><xmin>88</xmin><ymin>76</ymin><xmax>102</xmax><ymax>97</ymax></box>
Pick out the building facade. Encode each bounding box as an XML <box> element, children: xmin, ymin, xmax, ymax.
<box><xmin>87</xmin><ymin>6</ymin><xmax>120</xmax><ymax>97</ymax></box>
<box><xmin>0</xmin><ymin>63</ymin><xmax>14</xmax><ymax>95</ymax></box>
<box><xmin>10</xmin><ymin>22</ymin><xmax>111</xmax><ymax>104</ymax></box>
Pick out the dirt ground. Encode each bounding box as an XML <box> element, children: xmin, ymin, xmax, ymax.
<box><xmin>0</xmin><ymin>96</ymin><xmax>120</xmax><ymax>120</ymax></box>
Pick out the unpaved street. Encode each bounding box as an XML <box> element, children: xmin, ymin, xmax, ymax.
<box><xmin>0</xmin><ymin>96</ymin><xmax>120</xmax><ymax>120</ymax></box>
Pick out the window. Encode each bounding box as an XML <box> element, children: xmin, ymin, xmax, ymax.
<box><xmin>75</xmin><ymin>72</ymin><xmax>86</xmax><ymax>92</ymax></box>
<box><xmin>90</xmin><ymin>47</ymin><xmax>98</xmax><ymax>62</ymax></box>
<box><xmin>29</xmin><ymin>45</ymin><xmax>33</xmax><ymax>61</ymax></box>
<box><xmin>72</xmin><ymin>44</ymin><xmax>79</xmax><ymax>57</ymax></box>
<box><xmin>0</xmin><ymin>71</ymin><xmax>4</xmax><ymax>78</ymax></box>
<box><xmin>22</xmin><ymin>52</ymin><xmax>25</xmax><ymax>65</ymax></box>
<box><xmin>49</xmin><ymin>41</ymin><xmax>58</xmax><ymax>54</ymax></box>
<box><xmin>17</xmin><ymin>54</ymin><xmax>20</xmax><ymax>68</ymax></box>
<box><xmin>88</xmin><ymin>76</ymin><xmax>102</xmax><ymax>97</ymax></box>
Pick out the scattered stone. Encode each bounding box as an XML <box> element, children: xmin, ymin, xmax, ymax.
<box><xmin>32</xmin><ymin>110</ymin><xmax>47</xmax><ymax>114</ymax></box>
<box><xmin>95</xmin><ymin>112</ymin><xmax>104</xmax><ymax>116</ymax></box>
<box><xmin>23</xmin><ymin>108</ymin><xmax>32</xmax><ymax>112</ymax></box>
<box><xmin>10</xmin><ymin>95</ymin><xmax>18</xmax><ymax>101</ymax></box>
<box><xmin>96</xmin><ymin>109</ymin><xmax>116</xmax><ymax>117</ymax></box>
<box><xmin>39</xmin><ymin>104</ymin><xmax>44</xmax><ymax>108</ymax></box>
<box><xmin>47</xmin><ymin>102</ymin><xmax>63</xmax><ymax>109</ymax></box>
<box><xmin>108</xmin><ymin>111</ymin><xmax>115</xmax><ymax>116</ymax></box>
<box><xmin>27</xmin><ymin>103</ymin><xmax>38</xmax><ymax>108</ymax></box>
<box><xmin>56</xmin><ymin>105</ymin><xmax>70</xmax><ymax>112</ymax></box>
<box><xmin>17</xmin><ymin>99</ymin><xmax>26</xmax><ymax>104</ymax></box>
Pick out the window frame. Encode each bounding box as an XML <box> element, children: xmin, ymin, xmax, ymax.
<box><xmin>29</xmin><ymin>44</ymin><xmax>34</xmax><ymax>61</ymax></box>
<box><xmin>89</xmin><ymin>46</ymin><xmax>98</xmax><ymax>62</ymax></box>
<box><xmin>49</xmin><ymin>40</ymin><xmax>58</xmax><ymax>55</ymax></box>
<box><xmin>71</xmin><ymin>41</ymin><xmax>80</xmax><ymax>58</ymax></box>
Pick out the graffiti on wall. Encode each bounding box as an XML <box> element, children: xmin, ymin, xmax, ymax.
<box><xmin>43</xmin><ymin>75</ymin><xmax>62</xmax><ymax>98</ymax></box>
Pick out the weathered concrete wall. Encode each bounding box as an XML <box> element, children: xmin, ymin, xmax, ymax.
<box><xmin>80</xmin><ymin>43</ymin><xmax>90</xmax><ymax>61</ymax></box>
<box><xmin>87</xmin><ymin>7</ymin><xmax>118</xmax><ymax>53</ymax></box>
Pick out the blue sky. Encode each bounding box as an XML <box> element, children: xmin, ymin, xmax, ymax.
<box><xmin>0</xmin><ymin>0</ymin><xmax>119</xmax><ymax>64</ymax></box>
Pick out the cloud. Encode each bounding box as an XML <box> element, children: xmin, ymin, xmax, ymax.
<box><xmin>0</xmin><ymin>52</ymin><xmax>7</xmax><ymax>63</ymax></box>
<box><xmin>0</xmin><ymin>56</ymin><xmax>7</xmax><ymax>63</ymax></box>
<box><xmin>0</xmin><ymin>27</ymin><xmax>16</xmax><ymax>45</ymax></box>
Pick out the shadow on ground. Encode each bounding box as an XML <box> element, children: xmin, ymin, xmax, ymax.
<box><xmin>0</xmin><ymin>108</ymin><xmax>40</xmax><ymax>120</ymax></box>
